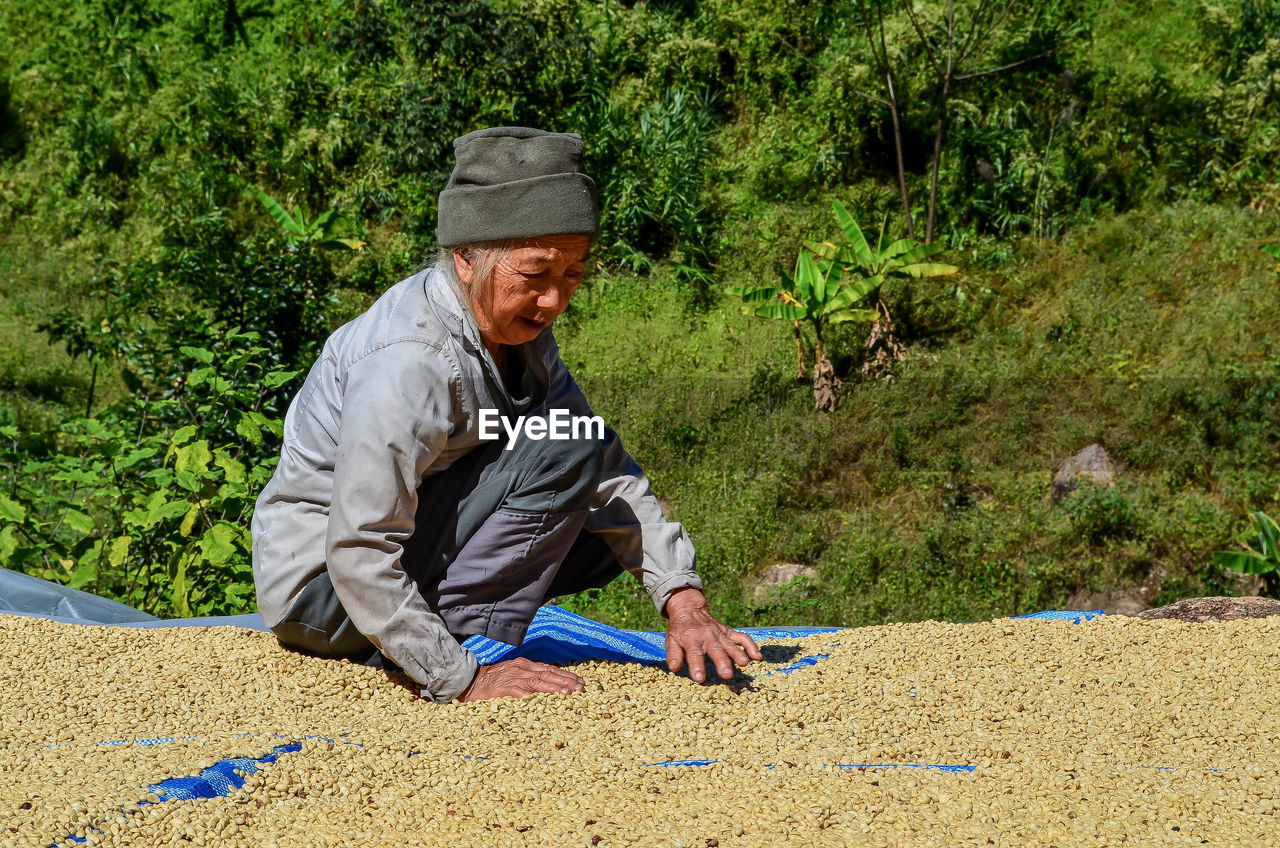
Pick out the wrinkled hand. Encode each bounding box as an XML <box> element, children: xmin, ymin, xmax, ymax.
<box><xmin>664</xmin><ymin>588</ymin><xmax>763</xmax><ymax>683</ymax></box>
<box><xmin>456</xmin><ymin>657</ymin><xmax>585</xmax><ymax>702</ymax></box>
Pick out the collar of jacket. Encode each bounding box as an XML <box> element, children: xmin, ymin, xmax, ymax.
<box><xmin>422</xmin><ymin>264</ymin><xmax>552</xmax><ymax>414</ymax></box>
<box><xmin>423</xmin><ymin>264</ymin><xmax>486</xmax><ymax>354</ymax></box>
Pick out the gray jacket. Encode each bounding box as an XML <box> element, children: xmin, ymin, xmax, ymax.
<box><xmin>251</xmin><ymin>265</ymin><xmax>702</xmax><ymax>702</ymax></box>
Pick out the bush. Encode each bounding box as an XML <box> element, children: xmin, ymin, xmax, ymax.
<box><xmin>0</xmin><ymin>329</ymin><xmax>294</xmax><ymax>617</ymax></box>
<box><xmin>1063</xmin><ymin>483</ymin><xmax>1139</xmax><ymax>543</ymax></box>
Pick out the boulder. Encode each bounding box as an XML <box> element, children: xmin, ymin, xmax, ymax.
<box><xmin>750</xmin><ymin>563</ymin><xmax>817</xmax><ymax>604</ymax></box>
<box><xmin>1136</xmin><ymin>596</ymin><xmax>1280</xmax><ymax>622</ymax></box>
<box><xmin>1052</xmin><ymin>443</ymin><xmax>1114</xmax><ymax>500</ymax></box>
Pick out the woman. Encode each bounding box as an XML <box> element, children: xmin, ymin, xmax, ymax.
<box><xmin>252</xmin><ymin>127</ymin><xmax>760</xmax><ymax>703</ymax></box>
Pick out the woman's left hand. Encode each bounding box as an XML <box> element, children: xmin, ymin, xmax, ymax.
<box><xmin>663</xmin><ymin>587</ymin><xmax>763</xmax><ymax>682</ymax></box>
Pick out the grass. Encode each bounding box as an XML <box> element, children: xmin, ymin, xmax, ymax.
<box><xmin>553</xmin><ymin>199</ymin><xmax>1280</xmax><ymax>629</ymax></box>
<box><xmin>2</xmin><ymin>191</ymin><xmax>1276</xmax><ymax>631</ymax></box>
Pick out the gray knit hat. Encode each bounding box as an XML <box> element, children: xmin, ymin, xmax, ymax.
<box><xmin>436</xmin><ymin>126</ymin><xmax>600</xmax><ymax>248</ymax></box>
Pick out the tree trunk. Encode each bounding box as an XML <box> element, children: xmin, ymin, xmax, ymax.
<box><xmin>887</xmin><ymin>74</ymin><xmax>915</xmax><ymax>240</ymax></box>
<box><xmin>925</xmin><ymin>73</ymin><xmax>951</xmax><ymax>243</ymax></box>
<box><xmin>812</xmin><ymin>337</ymin><xmax>840</xmax><ymax>413</ymax></box>
<box><xmin>861</xmin><ymin>298</ymin><xmax>906</xmax><ymax>382</ymax></box>
<box><xmin>874</xmin><ymin>0</ymin><xmax>915</xmax><ymax>239</ymax></box>
<box><xmin>793</xmin><ymin>321</ymin><xmax>807</xmax><ymax>381</ymax></box>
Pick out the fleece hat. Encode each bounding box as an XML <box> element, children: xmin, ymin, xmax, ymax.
<box><xmin>436</xmin><ymin>126</ymin><xmax>600</xmax><ymax>248</ymax></box>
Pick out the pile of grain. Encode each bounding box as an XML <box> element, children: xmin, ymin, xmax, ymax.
<box><xmin>3</xmin><ymin>613</ymin><xmax>1278</xmax><ymax>846</ymax></box>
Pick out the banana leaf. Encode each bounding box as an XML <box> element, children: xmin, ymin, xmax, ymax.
<box><xmin>726</xmin><ymin>285</ymin><xmax>785</xmax><ymax>302</ymax></box>
<box><xmin>827</xmin><ymin>307</ymin><xmax>880</xmax><ymax>324</ymax></box>
<box><xmin>749</xmin><ymin>302</ymin><xmax>807</xmax><ymax>320</ymax></box>
<box><xmin>832</xmin><ymin>200</ymin><xmax>873</xmax><ymax>268</ymax></box>
<box><xmin>1212</xmin><ymin>550</ymin><xmax>1276</xmax><ymax>575</ymax></box>
<box><xmin>892</xmin><ymin>241</ymin><xmax>945</xmax><ymax>265</ymax></box>
<box><xmin>896</xmin><ymin>261</ymin><xmax>959</xmax><ymax>278</ymax></box>
<box><xmin>257</xmin><ymin>190</ymin><xmax>303</xmax><ymax>238</ymax></box>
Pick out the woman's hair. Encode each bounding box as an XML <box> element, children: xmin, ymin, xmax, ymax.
<box><xmin>435</xmin><ymin>242</ymin><xmax>515</xmax><ymax>323</ymax></box>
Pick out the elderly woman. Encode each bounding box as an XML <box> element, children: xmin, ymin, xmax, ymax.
<box><xmin>252</xmin><ymin>127</ymin><xmax>761</xmax><ymax>703</ymax></box>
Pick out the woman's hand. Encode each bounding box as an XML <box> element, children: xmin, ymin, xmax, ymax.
<box><xmin>456</xmin><ymin>657</ymin><xmax>586</xmax><ymax>702</ymax></box>
<box><xmin>664</xmin><ymin>588</ymin><xmax>763</xmax><ymax>682</ymax></box>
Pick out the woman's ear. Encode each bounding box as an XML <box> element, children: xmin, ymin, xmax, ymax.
<box><xmin>452</xmin><ymin>247</ymin><xmax>475</xmax><ymax>285</ymax></box>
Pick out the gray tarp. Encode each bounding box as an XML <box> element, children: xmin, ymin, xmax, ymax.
<box><xmin>0</xmin><ymin>566</ymin><xmax>268</xmax><ymax>630</ymax></box>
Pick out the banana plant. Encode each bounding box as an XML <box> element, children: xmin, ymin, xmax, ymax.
<box><xmin>256</xmin><ymin>190</ymin><xmax>365</xmax><ymax>251</ymax></box>
<box><xmin>806</xmin><ymin>200</ymin><xmax>958</xmax><ymax>377</ymax></box>
<box><xmin>1213</xmin><ymin>510</ymin><xmax>1280</xmax><ymax>597</ymax></box>
<box><xmin>728</xmin><ymin>248</ymin><xmax>877</xmax><ymax>412</ymax></box>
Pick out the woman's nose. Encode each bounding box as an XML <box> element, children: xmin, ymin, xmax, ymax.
<box><xmin>536</xmin><ymin>285</ymin><xmax>564</xmax><ymax>313</ymax></box>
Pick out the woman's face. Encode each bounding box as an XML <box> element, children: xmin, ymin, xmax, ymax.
<box><xmin>456</xmin><ymin>235</ymin><xmax>590</xmax><ymax>349</ymax></box>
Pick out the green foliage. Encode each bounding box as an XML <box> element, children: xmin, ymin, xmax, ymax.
<box><xmin>256</xmin><ymin>191</ymin><xmax>365</xmax><ymax>251</ymax></box>
<box><xmin>1213</xmin><ymin>511</ymin><xmax>1280</xmax><ymax>597</ymax></box>
<box><xmin>807</xmin><ymin>200</ymin><xmax>960</xmax><ymax>306</ymax></box>
<box><xmin>1062</xmin><ymin>483</ymin><xmax>1139</xmax><ymax>544</ymax></box>
<box><xmin>573</xmin><ymin>85</ymin><xmax>721</xmax><ymax>294</ymax></box>
<box><xmin>728</xmin><ymin>244</ymin><xmax>878</xmax><ymax>335</ymax></box>
<box><xmin>1</xmin><ymin>0</ymin><xmax>1279</xmax><ymax>632</ymax></box>
<box><xmin>0</xmin><ymin>329</ymin><xmax>291</xmax><ymax>617</ymax></box>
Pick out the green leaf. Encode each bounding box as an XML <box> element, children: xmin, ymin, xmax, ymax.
<box><xmin>1260</xmin><ymin>244</ymin><xmax>1280</xmax><ymax>259</ymax></box>
<box><xmin>115</xmin><ymin>447</ymin><xmax>160</xmax><ymax>471</ymax></box>
<box><xmin>174</xmin><ymin>471</ymin><xmax>201</xmax><ymax>492</ymax></box>
<box><xmin>213</xmin><ymin>449</ymin><xmax>247</xmax><ymax>484</ymax></box>
<box><xmin>179</xmin><ymin>346</ymin><xmax>215</xmax><ymax>364</ymax></box>
<box><xmin>64</xmin><ymin>508</ymin><xmax>95</xmax><ymax>535</ymax></box>
<box><xmin>312</xmin><ymin>209</ymin><xmax>335</xmax><ymax>232</ymax></box>
<box><xmin>179</xmin><ymin>503</ymin><xmax>200</xmax><ymax>537</ymax></box>
<box><xmin>0</xmin><ymin>525</ymin><xmax>18</xmax><ymax>561</ymax></box>
<box><xmin>827</xmin><ymin>307</ymin><xmax>880</xmax><ymax>324</ymax></box>
<box><xmin>1212</xmin><ymin>550</ymin><xmax>1275</xmax><ymax>575</ymax></box>
<box><xmin>727</xmin><ymin>285</ymin><xmax>783</xmax><ymax>302</ymax></box>
<box><xmin>244</xmin><ymin>410</ymin><xmax>283</xmax><ymax>438</ymax></box>
<box><xmin>891</xmin><ymin>242</ymin><xmax>944</xmax><ymax>265</ymax></box>
<box><xmin>0</xmin><ymin>494</ymin><xmax>25</xmax><ymax>523</ymax></box>
<box><xmin>750</xmin><ymin>303</ymin><xmax>807</xmax><ymax>320</ymax></box>
<box><xmin>1251</xmin><ymin>510</ymin><xmax>1279</xmax><ymax>559</ymax></box>
<box><xmin>171</xmin><ymin>556</ymin><xmax>193</xmax><ymax>618</ymax></box>
<box><xmin>200</xmin><ymin>522</ymin><xmax>241</xmax><ymax>566</ymax></box>
<box><xmin>895</xmin><ymin>262</ymin><xmax>959</xmax><ymax>278</ymax></box>
<box><xmin>842</xmin><ymin>273</ymin><xmax>884</xmax><ymax>302</ymax></box>
<box><xmin>262</xmin><ymin>369</ymin><xmax>302</xmax><ymax>390</ymax></box>
<box><xmin>235</xmin><ymin>413</ymin><xmax>264</xmax><ymax>447</ymax></box>
<box><xmin>186</xmin><ymin>367</ymin><xmax>216</xmax><ymax>387</ymax></box>
<box><xmin>172</xmin><ymin>424</ymin><xmax>199</xmax><ymax>445</ymax></box>
<box><xmin>107</xmin><ymin>536</ymin><xmax>132</xmax><ymax>568</ymax></box>
<box><xmin>796</xmin><ymin>251</ymin><xmax>823</xmax><ymax>303</ymax></box>
<box><xmin>802</xmin><ymin>240</ymin><xmax>839</xmax><ymax>261</ymax></box>
<box><xmin>141</xmin><ymin>492</ymin><xmax>189</xmax><ymax>527</ymax></box>
<box><xmin>881</xmin><ymin>238</ymin><xmax>925</xmax><ymax>260</ymax></box>
<box><xmin>174</xmin><ymin>439</ymin><xmax>212</xmax><ymax>475</ymax></box>
<box><xmin>257</xmin><ymin>190</ymin><xmax>304</xmax><ymax>238</ymax></box>
<box><xmin>832</xmin><ymin>200</ymin><xmax>873</xmax><ymax>268</ymax></box>
<box><xmin>68</xmin><ymin>562</ymin><xmax>97</xmax><ymax>590</ymax></box>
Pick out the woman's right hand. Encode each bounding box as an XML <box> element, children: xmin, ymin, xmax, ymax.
<box><xmin>456</xmin><ymin>657</ymin><xmax>586</xmax><ymax>702</ymax></box>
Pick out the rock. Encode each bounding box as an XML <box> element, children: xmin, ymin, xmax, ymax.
<box><xmin>1066</xmin><ymin>589</ymin><xmax>1148</xmax><ymax>617</ymax></box>
<box><xmin>751</xmin><ymin>563</ymin><xmax>818</xmax><ymax>604</ymax></box>
<box><xmin>1136</xmin><ymin>596</ymin><xmax>1280</xmax><ymax>622</ymax></box>
<box><xmin>1052</xmin><ymin>443</ymin><xmax>1114</xmax><ymax>500</ymax></box>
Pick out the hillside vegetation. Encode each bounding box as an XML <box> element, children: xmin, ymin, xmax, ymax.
<box><xmin>0</xmin><ymin>0</ymin><xmax>1277</xmax><ymax>626</ymax></box>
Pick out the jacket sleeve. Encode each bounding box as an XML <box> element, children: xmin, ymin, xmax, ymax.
<box><xmin>540</xmin><ymin>333</ymin><xmax>704</xmax><ymax>616</ymax></box>
<box><xmin>326</xmin><ymin>341</ymin><xmax>479</xmax><ymax>703</ymax></box>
